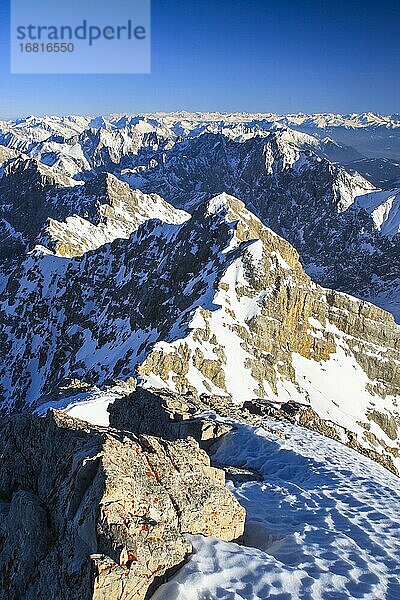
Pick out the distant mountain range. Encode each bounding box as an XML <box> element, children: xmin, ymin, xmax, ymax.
<box><xmin>1</xmin><ymin>112</ymin><xmax>399</xmax><ymax>318</ymax></box>
<box><xmin>0</xmin><ymin>112</ymin><xmax>399</xmax><ymax>475</ymax></box>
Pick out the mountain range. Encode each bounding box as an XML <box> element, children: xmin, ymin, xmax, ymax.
<box><xmin>0</xmin><ymin>112</ymin><xmax>399</xmax><ymax>473</ymax></box>
<box><xmin>1</xmin><ymin>112</ymin><xmax>399</xmax><ymax>316</ymax></box>
<box><xmin>0</xmin><ymin>111</ymin><xmax>399</xmax><ymax>598</ymax></box>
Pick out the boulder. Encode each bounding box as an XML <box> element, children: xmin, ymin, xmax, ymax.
<box><xmin>0</xmin><ymin>409</ymin><xmax>245</xmax><ymax>600</ymax></box>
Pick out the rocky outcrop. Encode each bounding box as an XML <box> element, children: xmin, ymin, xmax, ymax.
<box><xmin>109</xmin><ymin>387</ymin><xmax>400</xmax><ymax>476</ymax></box>
<box><xmin>136</xmin><ymin>195</ymin><xmax>400</xmax><ymax>472</ymax></box>
<box><xmin>109</xmin><ymin>387</ymin><xmax>232</xmax><ymax>448</ymax></box>
<box><xmin>0</xmin><ymin>409</ymin><xmax>245</xmax><ymax>600</ymax></box>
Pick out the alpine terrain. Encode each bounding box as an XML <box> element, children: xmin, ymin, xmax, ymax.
<box><xmin>0</xmin><ymin>112</ymin><xmax>399</xmax><ymax>599</ymax></box>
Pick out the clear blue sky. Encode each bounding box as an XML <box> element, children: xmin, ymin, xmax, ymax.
<box><xmin>0</xmin><ymin>0</ymin><xmax>399</xmax><ymax>119</ymax></box>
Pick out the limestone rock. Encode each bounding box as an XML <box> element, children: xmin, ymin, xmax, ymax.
<box><xmin>0</xmin><ymin>410</ymin><xmax>245</xmax><ymax>600</ymax></box>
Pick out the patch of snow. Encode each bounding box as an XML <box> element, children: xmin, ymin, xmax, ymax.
<box><xmin>154</xmin><ymin>420</ymin><xmax>400</xmax><ymax>599</ymax></box>
<box><xmin>356</xmin><ymin>189</ymin><xmax>400</xmax><ymax>238</ymax></box>
<box><xmin>270</xmin><ymin>250</ymin><xmax>291</xmax><ymax>270</ymax></box>
<box><xmin>35</xmin><ymin>388</ymin><xmax>124</xmax><ymax>426</ymax></box>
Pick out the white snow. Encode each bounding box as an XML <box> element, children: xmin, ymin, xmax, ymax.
<box><xmin>270</xmin><ymin>250</ymin><xmax>291</xmax><ymax>270</ymax></box>
<box><xmin>42</xmin><ymin>184</ymin><xmax>189</xmax><ymax>257</ymax></box>
<box><xmin>153</xmin><ymin>419</ymin><xmax>400</xmax><ymax>600</ymax></box>
<box><xmin>35</xmin><ymin>388</ymin><xmax>124</xmax><ymax>426</ymax></box>
<box><xmin>206</xmin><ymin>193</ymin><xmax>236</xmax><ymax>217</ymax></box>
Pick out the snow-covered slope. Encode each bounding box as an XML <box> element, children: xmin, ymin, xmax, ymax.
<box><xmin>154</xmin><ymin>419</ymin><xmax>400</xmax><ymax>599</ymax></box>
<box><xmin>0</xmin><ymin>111</ymin><xmax>399</xmax><ymax>598</ymax></box>
<box><xmin>136</xmin><ymin>111</ymin><xmax>400</xmax><ymax>159</ymax></box>
<box><xmin>39</xmin><ymin>174</ymin><xmax>189</xmax><ymax>256</ymax></box>
<box><xmin>0</xmin><ymin>159</ymin><xmax>188</xmax><ymax>257</ymax></box>
<box><xmin>346</xmin><ymin>157</ymin><xmax>400</xmax><ymax>188</ymax></box>
<box><xmin>2</xmin><ymin>111</ymin><xmax>399</xmax><ymax>178</ymax></box>
<box><xmin>0</xmin><ymin>113</ymin><xmax>399</xmax><ymax>474</ymax></box>
<box><xmin>0</xmin><ymin>115</ymin><xmax>177</xmax><ymax>179</ymax></box>
<box><xmin>120</xmin><ymin>128</ymin><xmax>374</xmax><ymax>211</ymax></box>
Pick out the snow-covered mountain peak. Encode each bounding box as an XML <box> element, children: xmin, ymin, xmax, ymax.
<box><xmin>205</xmin><ymin>192</ymin><xmax>245</xmax><ymax>219</ymax></box>
<box><xmin>39</xmin><ymin>174</ymin><xmax>190</xmax><ymax>257</ymax></box>
<box><xmin>1</xmin><ymin>112</ymin><xmax>398</xmax><ymax>320</ymax></box>
<box><xmin>3</xmin><ymin>155</ymin><xmax>78</xmax><ymax>191</ymax></box>
<box><xmin>0</xmin><ymin>158</ymin><xmax>189</xmax><ymax>258</ymax></box>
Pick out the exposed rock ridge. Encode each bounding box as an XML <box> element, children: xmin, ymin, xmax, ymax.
<box><xmin>108</xmin><ymin>387</ymin><xmax>399</xmax><ymax>476</ymax></box>
<box><xmin>120</xmin><ymin>131</ymin><xmax>400</xmax><ymax>321</ymax></box>
<box><xmin>0</xmin><ymin>160</ymin><xmax>188</xmax><ymax>258</ymax></box>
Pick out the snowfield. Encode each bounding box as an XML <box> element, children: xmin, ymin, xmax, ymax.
<box><xmin>153</xmin><ymin>420</ymin><xmax>400</xmax><ymax>600</ymax></box>
<box><xmin>38</xmin><ymin>389</ymin><xmax>400</xmax><ymax>598</ymax></box>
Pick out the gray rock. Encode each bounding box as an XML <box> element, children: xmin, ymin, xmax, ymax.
<box><xmin>0</xmin><ymin>409</ymin><xmax>245</xmax><ymax>600</ymax></box>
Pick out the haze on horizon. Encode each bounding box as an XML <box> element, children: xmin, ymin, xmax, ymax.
<box><xmin>0</xmin><ymin>0</ymin><xmax>398</xmax><ymax>119</ymax></box>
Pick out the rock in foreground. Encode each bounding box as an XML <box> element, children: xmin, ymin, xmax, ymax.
<box><xmin>0</xmin><ymin>410</ymin><xmax>245</xmax><ymax>600</ymax></box>
<box><xmin>108</xmin><ymin>386</ymin><xmax>233</xmax><ymax>448</ymax></box>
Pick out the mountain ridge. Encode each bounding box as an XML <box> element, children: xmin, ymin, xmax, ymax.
<box><xmin>1</xmin><ymin>191</ymin><xmax>399</xmax><ymax>474</ymax></box>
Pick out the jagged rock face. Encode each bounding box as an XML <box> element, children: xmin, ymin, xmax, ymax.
<box><xmin>77</xmin><ymin>127</ymin><xmax>176</xmax><ymax>175</ymax></box>
<box><xmin>0</xmin><ymin>158</ymin><xmax>77</xmax><ymax>260</ymax></box>
<box><xmin>136</xmin><ymin>195</ymin><xmax>400</xmax><ymax>472</ymax></box>
<box><xmin>0</xmin><ymin>159</ymin><xmax>188</xmax><ymax>258</ymax></box>
<box><xmin>120</xmin><ymin>131</ymin><xmax>400</xmax><ymax>321</ymax></box>
<box><xmin>0</xmin><ymin>117</ymin><xmax>178</xmax><ymax>179</ymax></box>
<box><xmin>355</xmin><ymin>188</ymin><xmax>400</xmax><ymax>239</ymax></box>
<box><xmin>346</xmin><ymin>157</ymin><xmax>400</xmax><ymax>189</ymax></box>
<box><xmin>0</xmin><ymin>113</ymin><xmax>399</xmax><ymax>481</ymax></box>
<box><xmin>38</xmin><ymin>175</ymin><xmax>189</xmax><ymax>257</ymax></box>
<box><xmin>0</xmin><ymin>409</ymin><xmax>244</xmax><ymax>600</ymax></box>
<box><xmin>123</xmin><ymin>131</ymin><xmax>373</xmax><ymax>211</ymax></box>
<box><xmin>0</xmin><ymin>195</ymin><xmax>236</xmax><ymax>408</ymax></box>
<box><xmin>0</xmin><ymin>115</ymin><xmax>91</xmax><ymax>151</ymax></box>
<box><xmin>0</xmin><ymin>146</ymin><xmax>22</xmax><ymax>169</ymax></box>
<box><xmin>0</xmin><ymin>193</ymin><xmax>399</xmax><ymax>471</ymax></box>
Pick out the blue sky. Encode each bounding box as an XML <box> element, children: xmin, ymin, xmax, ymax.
<box><xmin>0</xmin><ymin>0</ymin><xmax>399</xmax><ymax>118</ymax></box>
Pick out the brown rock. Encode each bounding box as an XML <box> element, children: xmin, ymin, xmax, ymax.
<box><xmin>109</xmin><ymin>387</ymin><xmax>233</xmax><ymax>449</ymax></box>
